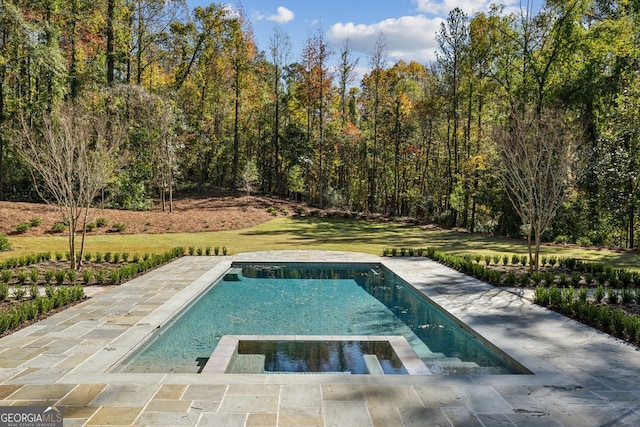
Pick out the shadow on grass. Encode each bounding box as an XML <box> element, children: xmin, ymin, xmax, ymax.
<box><xmin>240</xmin><ymin>217</ymin><xmax>426</xmax><ymax>247</ymax></box>
<box><xmin>240</xmin><ymin>217</ymin><xmax>640</xmax><ymax>270</ymax></box>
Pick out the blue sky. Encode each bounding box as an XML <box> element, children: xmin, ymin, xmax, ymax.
<box><xmin>185</xmin><ymin>0</ymin><xmax>542</xmax><ymax>76</ymax></box>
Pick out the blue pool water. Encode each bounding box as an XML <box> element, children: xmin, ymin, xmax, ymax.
<box><xmin>117</xmin><ymin>263</ymin><xmax>526</xmax><ymax>374</ymax></box>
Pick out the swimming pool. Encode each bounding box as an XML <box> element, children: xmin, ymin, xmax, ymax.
<box><xmin>116</xmin><ymin>263</ymin><xmax>528</xmax><ymax>375</ymax></box>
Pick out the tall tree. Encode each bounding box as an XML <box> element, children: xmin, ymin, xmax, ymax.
<box><xmin>365</xmin><ymin>32</ymin><xmax>387</xmax><ymax>212</ymax></box>
<box><xmin>269</xmin><ymin>26</ymin><xmax>291</xmax><ymax>195</ymax></box>
<box><xmin>437</xmin><ymin>7</ymin><xmax>469</xmax><ymax>226</ymax></box>
<box><xmin>301</xmin><ymin>29</ymin><xmax>333</xmax><ymax>207</ymax></box>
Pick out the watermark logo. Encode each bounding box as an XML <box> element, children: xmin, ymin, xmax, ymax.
<box><xmin>0</xmin><ymin>406</ymin><xmax>63</xmax><ymax>427</ymax></box>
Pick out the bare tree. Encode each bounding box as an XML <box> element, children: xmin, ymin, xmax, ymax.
<box><xmin>15</xmin><ymin>100</ymin><xmax>124</xmax><ymax>269</ymax></box>
<box><xmin>238</xmin><ymin>159</ymin><xmax>259</xmax><ymax>197</ymax></box>
<box><xmin>494</xmin><ymin>108</ymin><xmax>579</xmax><ymax>271</ymax></box>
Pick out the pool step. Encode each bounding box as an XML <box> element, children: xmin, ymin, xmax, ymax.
<box><xmin>223</xmin><ymin>268</ymin><xmax>243</xmax><ymax>281</ymax></box>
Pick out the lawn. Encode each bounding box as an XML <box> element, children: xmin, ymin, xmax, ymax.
<box><xmin>2</xmin><ymin>217</ymin><xmax>639</xmax><ymax>270</ymax></box>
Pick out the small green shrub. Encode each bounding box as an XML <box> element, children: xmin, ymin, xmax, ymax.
<box><xmin>511</xmin><ymin>254</ymin><xmax>519</xmax><ymax>265</ymax></box>
<box><xmin>66</xmin><ymin>269</ymin><xmax>76</xmax><ymax>283</ymax></box>
<box><xmin>94</xmin><ymin>252</ymin><xmax>104</xmax><ymax>262</ymax></box>
<box><xmin>222</xmin><ymin>246</ymin><xmax>228</xmax><ymax>255</ymax></box>
<box><xmin>504</xmin><ymin>271</ymin><xmax>517</xmax><ymax>286</ymax></box>
<box><xmin>0</xmin><ymin>283</ymin><xmax>8</xmax><ymax>301</ymax></box>
<box><xmin>484</xmin><ymin>255</ymin><xmax>492</xmax><ymax>266</ymax></box>
<box><xmin>84</xmin><ymin>252</ymin><xmax>92</xmax><ymax>262</ymax></box>
<box><xmin>85</xmin><ymin>222</ymin><xmax>96</xmax><ymax>232</ymax></box>
<box><xmin>0</xmin><ymin>269</ymin><xmax>12</xmax><ymax>283</ymax></box>
<box><xmin>16</xmin><ymin>269</ymin><xmax>28</xmax><ymax>285</ymax></box>
<box><xmin>82</xmin><ymin>269</ymin><xmax>93</xmax><ymax>284</ymax></box>
<box><xmin>520</xmin><ymin>255</ymin><xmax>527</xmax><ymax>266</ymax></box>
<box><xmin>95</xmin><ymin>269</ymin><xmax>107</xmax><ymax>285</ymax></box>
<box><xmin>548</xmin><ymin>256</ymin><xmax>557</xmax><ymax>267</ymax></box>
<box><xmin>122</xmin><ymin>252</ymin><xmax>129</xmax><ymax>262</ymax></box>
<box><xmin>607</xmin><ymin>289</ymin><xmax>619</xmax><ymax>305</ymax></box>
<box><xmin>474</xmin><ymin>254</ymin><xmax>482</xmax><ymax>264</ymax></box>
<box><xmin>214</xmin><ymin>246</ymin><xmax>220</xmax><ymax>256</ymax></box>
<box><xmin>132</xmin><ymin>253</ymin><xmax>140</xmax><ymax>263</ymax></box>
<box><xmin>533</xmin><ymin>286</ymin><xmax>550</xmax><ymax>306</ymax></box>
<box><xmin>594</xmin><ymin>285</ymin><xmax>605</xmax><ymax>304</ymax></box>
<box><xmin>44</xmin><ymin>270</ymin><xmax>54</xmax><ymax>284</ymax></box>
<box><xmin>111</xmin><ymin>222</ymin><xmax>127</xmax><ymax>232</ymax></box>
<box><xmin>29</xmin><ymin>283</ymin><xmax>39</xmax><ymax>299</ymax></box>
<box><xmin>15</xmin><ymin>222</ymin><xmax>31</xmax><ymax>234</ymax></box>
<box><xmin>205</xmin><ymin>246</ymin><xmax>212</xmax><ymax>256</ymax></box>
<box><xmin>267</xmin><ymin>206</ymin><xmax>278</xmax><ymax>216</ymax></box>
<box><xmin>12</xmin><ymin>284</ymin><xmax>26</xmax><ymax>300</ymax></box>
<box><xmin>0</xmin><ymin>234</ymin><xmax>11</xmax><ymax>251</ymax></box>
<box><xmin>575</xmin><ymin>287</ymin><xmax>587</xmax><ymax>303</ymax></box>
<box><xmin>548</xmin><ymin>286</ymin><xmax>562</xmax><ymax>307</ymax></box>
<box><xmin>29</xmin><ymin>217</ymin><xmax>43</xmax><ymax>227</ymax></box>
<box><xmin>562</xmin><ymin>286</ymin><xmax>576</xmax><ymax>305</ymax></box>
<box><xmin>502</xmin><ymin>255</ymin><xmax>509</xmax><ymax>266</ymax></box>
<box><xmin>55</xmin><ymin>270</ymin><xmax>66</xmax><ymax>285</ymax></box>
<box><xmin>576</xmin><ymin>237</ymin><xmax>592</xmax><ymax>247</ymax></box>
<box><xmin>112</xmin><ymin>253</ymin><xmax>121</xmax><ymax>263</ymax></box>
<box><xmin>621</xmin><ymin>288</ymin><xmax>634</xmax><ymax>304</ymax></box>
<box><xmin>96</xmin><ymin>217</ymin><xmax>108</xmax><ymax>227</ymax></box>
<box><xmin>29</xmin><ymin>269</ymin><xmax>39</xmax><ymax>284</ymax></box>
<box><xmin>541</xmin><ymin>255</ymin><xmax>548</xmax><ymax>266</ymax></box>
<box><xmin>104</xmin><ymin>252</ymin><xmax>112</xmax><ymax>263</ymax></box>
<box><xmin>558</xmin><ymin>274</ymin><xmax>569</xmax><ymax>287</ymax></box>
<box><xmin>196</xmin><ymin>247</ymin><xmax>203</xmax><ymax>256</ymax></box>
<box><xmin>188</xmin><ymin>247</ymin><xmax>195</xmax><ymax>256</ymax></box>
<box><xmin>51</xmin><ymin>222</ymin><xmax>67</xmax><ymax>233</ymax></box>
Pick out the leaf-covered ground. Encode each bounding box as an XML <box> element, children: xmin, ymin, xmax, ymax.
<box><xmin>0</xmin><ymin>194</ymin><xmax>299</xmax><ymax>237</ymax></box>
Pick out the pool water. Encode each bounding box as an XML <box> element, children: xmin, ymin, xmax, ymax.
<box><xmin>235</xmin><ymin>340</ymin><xmax>408</xmax><ymax>374</ymax></box>
<box><xmin>117</xmin><ymin>263</ymin><xmax>526</xmax><ymax>374</ymax></box>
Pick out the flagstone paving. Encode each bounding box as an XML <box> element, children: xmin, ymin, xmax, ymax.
<box><xmin>0</xmin><ymin>251</ymin><xmax>639</xmax><ymax>426</ymax></box>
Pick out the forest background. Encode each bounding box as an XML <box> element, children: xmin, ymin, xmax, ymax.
<box><xmin>0</xmin><ymin>0</ymin><xmax>638</xmax><ymax>251</ymax></box>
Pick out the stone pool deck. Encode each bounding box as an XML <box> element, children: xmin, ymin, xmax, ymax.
<box><xmin>0</xmin><ymin>250</ymin><xmax>639</xmax><ymax>426</ymax></box>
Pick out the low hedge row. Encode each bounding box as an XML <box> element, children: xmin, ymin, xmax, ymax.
<box><xmin>534</xmin><ymin>286</ymin><xmax>640</xmax><ymax>345</ymax></box>
<box><xmin>107</xmin><ymin>247</ymin><xmax>185</xmax><ymax>284</ymax></box>
<box><xmin>0</xmin><ymin>284</ymin><xmax>85</xmax><ymax>335</ymax></box>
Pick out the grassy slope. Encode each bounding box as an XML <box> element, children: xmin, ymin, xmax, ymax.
<box><xmin>2</xmin><ymin>217</ymin><xmax>639</xmax><ymax>270</ymax></box>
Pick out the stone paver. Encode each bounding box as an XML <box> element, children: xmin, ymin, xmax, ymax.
<box><xmin>0</xmin><ymin>251</ymin><xmax>638</xmax><ymax>426</ymax></box>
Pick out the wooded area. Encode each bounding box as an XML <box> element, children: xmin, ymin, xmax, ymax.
<box><xmin>0</xmin><ymin>0</ymin><xmax>638</xmax><ymax>250</ymax></box>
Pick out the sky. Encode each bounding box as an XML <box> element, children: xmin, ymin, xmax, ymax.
<box><xmin>185</xmin><ymin>0</ymin><xmax>543</xmax><ymax>78</ymax></box>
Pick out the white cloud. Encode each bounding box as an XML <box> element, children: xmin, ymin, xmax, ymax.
<box><xmin>257</xmin><ymin>6</ymin><xmax>295</xmax><ymax>24</ymax></box>
<box><xmin>327</xmin><ymin>15</ymin><xmax>444</xmax><ymax>64</ymax></box>
<box><xmin>413</xmin><ymin>0</ymin><xmax>521</xmax><ymax>17</ymax></box>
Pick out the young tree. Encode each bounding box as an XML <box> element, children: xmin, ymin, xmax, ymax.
<box><xmin>14</xmin><ymin>99</ymin><xmax>125</xmax><ymax>269</ymax></box>
<box><xmin>494</xmin><ymin>108</ymin><xmax>580</xmax><ymax>271</ymax></box>
<box><xmin>239</xmin><ymin>159</ymin><xmax>259</xmax><ymax>197</ymax></box>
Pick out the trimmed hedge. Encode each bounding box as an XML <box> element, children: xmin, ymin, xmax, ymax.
<box><xmin>533</xmin><ymin>285</ymin><xmax>640</xmax><ymax>346</ymax></box>
<box><xmin>0</xmin><ymin>284</ymin><xmax>85</xmax><ymax>335</ymax></box>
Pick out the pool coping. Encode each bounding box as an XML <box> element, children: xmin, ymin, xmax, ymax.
<box><xmin>61</xmin><ymin>253</ymin><xmax>544</xmax><ymax>384</ymax></box>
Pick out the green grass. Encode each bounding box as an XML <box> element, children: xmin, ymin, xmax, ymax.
<box><xmin>2</xmin><ymin>217</ymin><xmax>639</xmax><ymax>270</ymax></box>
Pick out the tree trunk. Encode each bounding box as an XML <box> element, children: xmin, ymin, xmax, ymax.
<box><xmin>107</xmin><ymin>0</ymin><xmax>116</xmax><ymax>85</ymax></box>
